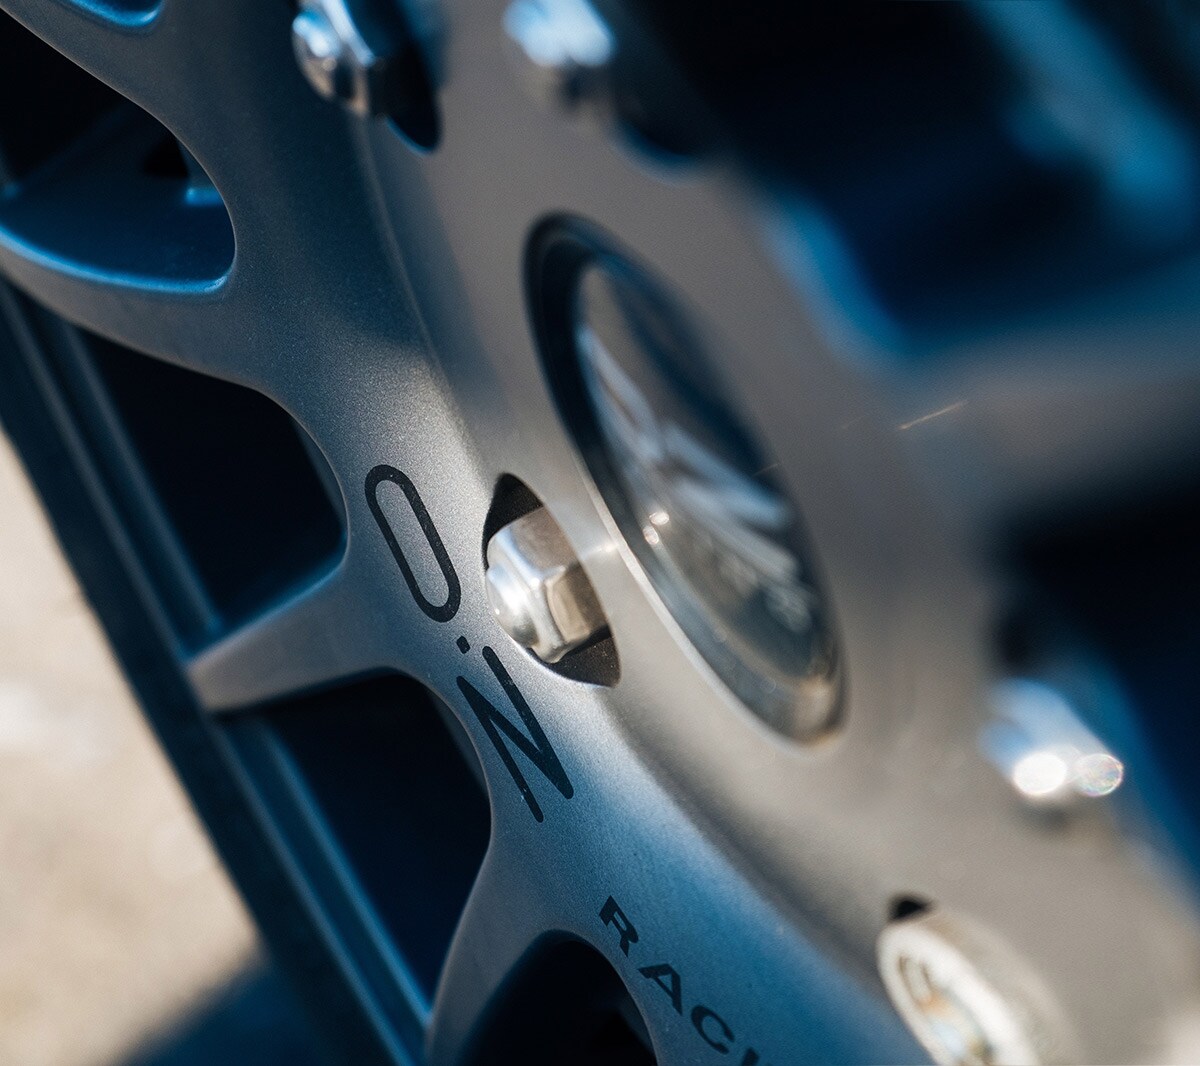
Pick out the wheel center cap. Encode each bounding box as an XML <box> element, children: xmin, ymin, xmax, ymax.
<box><xmin>540</xmin><ymin>234</ymin><xmax>841</xmax><ymax>738</ymax></box>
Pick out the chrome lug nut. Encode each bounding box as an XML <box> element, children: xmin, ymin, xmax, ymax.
<box><xmin>982</xmin><ymin>678</ymin><xmax>1124</xmax><ymax>806</ymax></box>
<box><xmin>502</xmin><ymin>0</ymin><xmax>615</xmax><ymax>112</ymax></box>
<box><xmin>879</xmin><ymin>908</ymin><xmax>1075</xmax><ymax>1066</ymax></box>
<box><xmin>292</xmin><ymin>0</ymin><xmax>397</xmax><ymax>117</ymax></box>
<box><xmin>485</xmin><ymin>506</ymin><xmax>608</xmax><ymax>664</ymax></box>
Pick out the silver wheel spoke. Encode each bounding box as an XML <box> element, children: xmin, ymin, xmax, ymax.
<box><xmin>0</xmin><ymin>0</ymin><xmax>414</xmax><ymax>400</ymax></box>
<box><xmin>186</xmin><ymin>557</ymin><xmax>387</xmax><ymax>713</ymax></box>
<box><xmin>425</xmin><ymin>854</ymin><xmax>543</xmax><ymax>1066</ymax></box>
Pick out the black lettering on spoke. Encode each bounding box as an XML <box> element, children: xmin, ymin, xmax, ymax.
<box><xmin>456</xmin><ymin>646</ymin><xmax>574</xmax><ymax>822</ymax></box>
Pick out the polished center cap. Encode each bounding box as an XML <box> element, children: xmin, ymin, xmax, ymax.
<box><xmin>567</xmin><ymin>249</ymin><xmax>840</xmax><ymax>737</ymax></box>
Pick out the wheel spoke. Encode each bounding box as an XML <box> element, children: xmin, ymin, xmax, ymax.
<box><xmin>423</xmin><ymin>853</ymin><xmax>542</xmax><ymax>1066</ymax></box>
<box><xmin>0</xmin><ymin>0</ymin><xmax>161</xmax><ymax>104</ymax></box>
<box><xmin>0</xmin><ymin>0</ymin><xmax>415</xmax><ymax>400</ymax></box>
<box><xmin>186</xmin><ymin>555</ymin><xmax>392</xmax><ymax>713</ymax></box>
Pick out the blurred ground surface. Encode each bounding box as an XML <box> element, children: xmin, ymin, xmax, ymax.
<box><xmin>0</xmin><ymin>431</ymin><xmax>320</xmax><ymax>1065</ymax></box>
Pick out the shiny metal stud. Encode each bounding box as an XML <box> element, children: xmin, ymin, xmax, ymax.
<box><xmin>982</xmin><ymin>678</ymin><xmax>1124</xmax><ymax>806</ymax></box>
<box><xmin>485</xmin><ymin>506</ymin><xmax>607</xmax><ymax>663</ymax></box>
<box><xmin>292</xmin><ymin>0</ymin><xmax>395</xmax><ymax>117</ymax></box>
<box><xmin>502</xmin><ymin>0</ymin><xmax>615</xmax><ymax>112</ymax></box>
<box><xmin>879</xmin><ymin>908</ymin><xmax>1075</xmax><ymax>1066</ymax></box>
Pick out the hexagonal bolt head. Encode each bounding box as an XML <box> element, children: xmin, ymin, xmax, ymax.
<box><xmin>292</xmin><ymin>0</ymin><xmax>398</xmax><ymax>117</ymax></box>
<box><xmin>485</xmin><ymin>506</ymin><xmax>608</xmax><ymax>664</ymax></box>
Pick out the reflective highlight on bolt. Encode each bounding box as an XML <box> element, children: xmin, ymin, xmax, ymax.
<box><xmin>485</xmin><ymin>505</ymin><xmax>608</xmax><ymax>664</ymax></box>
<box><xmin>503</xmin><ymin>0</ymin><xmax>614</xmax><ymax>110</ymax></box>
<box><xmin>982</xmin><ymin>678</ymin><xmax>1124</xmax><ymax>804</ymax></box>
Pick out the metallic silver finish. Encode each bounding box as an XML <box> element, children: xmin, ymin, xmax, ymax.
<box><xmin>502</xmin><ymin>0</ymin><xmax>614</xmax><ymax>112</ymax></box>
<box><xmin>291</xmin><ymin>0</ymin><xmax>394</xmax><ymax>117</ymax></box>
<box><xmin>878</xmin><ymin>909</ymin><xmax>1076</xmax><ymax>1066</ymax></box>
<box><xmin>982</xmin><ymin>678</ymin><xmax>1124</xmax><ymax>804</ymax></box>
<box><xmin>485</xmin><ymin>505</ymin><xmax>608</xmax><ymax>663</ymax></box>
<box><xmin>7</xmin><ymin>0</ymin><xmax>1200</xmax><ymax>1062</ymax></box>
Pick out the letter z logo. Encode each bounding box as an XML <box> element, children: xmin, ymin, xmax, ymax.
<box><xmin>457</xmin><ymin>647</ymin><xmax>574</xmax><ymax>822</ymax></box>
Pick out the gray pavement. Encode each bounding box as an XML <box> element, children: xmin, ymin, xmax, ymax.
<box><xmin>0</xmin><ymin>433</ymin><xmax>267</xmax><ymax>1066</ymax></box>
